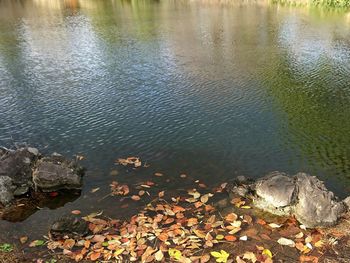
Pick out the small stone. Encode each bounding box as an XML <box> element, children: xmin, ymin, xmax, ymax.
<box><xmin>13</xmin><ymin>185</ymin><xmax>29</xmax><ymax>196</ymax></box>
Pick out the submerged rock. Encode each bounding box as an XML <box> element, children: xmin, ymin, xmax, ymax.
<box><xmin>252</xmin><ymin>171</ymin><xmax>347</xmax><ymax>228</ymax></box>
<box><xmin>50</xmin><ymin>215</ymin><xmax>89</xmax><ymax>239</ymax></box>
<box><xmin>33</xmin><ymin>156</ymin><xmax>84</xmax><ymax>192</ymax></box>
<box><xmin>0</xmin><ymin>176</ymin><xmax>15</xmax><ymax>205</ymax></box>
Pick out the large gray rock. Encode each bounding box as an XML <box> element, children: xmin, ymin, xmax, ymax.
<box><xmin>255</xmin><ymin>172</ymin><xmax>296</xmax><ymax>208</ymax></box>
<box><xmin>253</xmin><ymin>171</ymin><xmax>347</xmax><ymax>228</ymax></box>
<box><xmin>33</xmin><ymin>156</ymin><xmax>83</xmax><ymax>192</ymax></box>
<box><xmin>294</xmin><ymin>173</ymin><xmax>346</xmax><ymax>228</ymax></box>
<box><xmin>0</xmin><ymin>176</ymin><xmax>15</xmax><ymax>205</ymax></box>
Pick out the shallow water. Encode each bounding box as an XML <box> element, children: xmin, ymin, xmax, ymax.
<box><xmin>0</xmin><ymin>0</ymin><xmax>350</xmax><ymax>241</ymax></box>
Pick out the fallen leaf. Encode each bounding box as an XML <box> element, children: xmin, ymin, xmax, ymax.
<box><xmin>262</xmin><ymin>249</ymin><xmax>273</xmax><ymax>258</ymax></box>
<box><xmin>243</xmin><ymin>251</ymin><xmax>257</xmax><ymax>263</ymax></box>
<box><xmin>169</xmin><ymin>248</ymin><xmax>182</xmax><ymax>260</ymax></box>
<box><xmin>90</xmin><ymin>252</ymin><xmax>101</xmax><ymax>261</ymax></box>
<box><xmin>154</xmin><ymin>249</ymin><xmax>164</xmax><ymax>261</ymax></box>
<box><xmin>277</xmin><ymin>237</ymin><xmax>295</xmax><ymax>247</ymax></box>
<box><xmin>224</xmin><ymin>235</ymin><xmax>237</xmax><ymax>241</ymax></box>
<box><xmin>154</xmin><ymin>172</ymin><xmax>163</xmax><ymax>177</ymax></box>
<box><xmin>90</xmin><ymin>187</ymin><xmax>100</xmax><ymax>193</ymax></box>
<box><xmin>71</xmin><ymin>210</ymin><xmax>81</xmax><ymax>215</ymax></box>
<box><xmin>131</xmin><ymin>195</ymin><xmax>141</xmax><ymax>201</ymax></box>
<box><xmin>19</xmin><ymin>236</ymin><xmax>28</xmax><ymax>244</ymax></box>
<box><xmin>210</xmin><ymin>250</ymin><xmax>230</xmax><ymax>263</ymax></box>
<box><xmin>268</xmin><ymin>223</ymin><xmax>282</xmax><ymax>228</ymax></box>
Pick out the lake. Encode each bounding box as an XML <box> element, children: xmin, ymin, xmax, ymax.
<box><xmin>0</xmin><ymin>0</ymin><xmax>350</xmax><ymax>241</ymax></box>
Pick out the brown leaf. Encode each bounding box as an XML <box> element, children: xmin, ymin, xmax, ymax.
<box><xmin>90</xmin><ymin>252</ymin><xmax>101</xmax><ymax>261</ymax></box>
<box><xmin>225</xmin><ymin>213</ymin><xmax>238</xmax><ymax>222</ymax></box>
<box><xmin>187</xmin><ymin>217</ymin><xmax>198</xmax><ymax>226</ymax></box>
<box><xmin>154</xmin><ymin>172</ymin><xmax>163</xmax><ymax>177</ymax></box>
<box><xmin>158</xmin><ymin>191</ymin><xmax>165</xmax><ymax>198</ymax></box>
<box><xmin>200</xmin><ymin>254</ymin><xmax>211</xmax><ymax>263</ymax></box>
<box><xmin>19</xmin><ymin>236</ymin><xmax>28</xmax><ymax>244</ymax></box>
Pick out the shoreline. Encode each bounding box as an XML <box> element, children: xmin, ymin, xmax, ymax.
<box><xmin>1</xmin><ymin>149</ymin><xmax>349</xmax><ymax>262</ymax></box>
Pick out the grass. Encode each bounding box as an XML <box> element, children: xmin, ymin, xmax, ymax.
<box><xmin>271</xmin><ymin>0</ymin><xmax>350</xmax><ymax>8</ymax></box>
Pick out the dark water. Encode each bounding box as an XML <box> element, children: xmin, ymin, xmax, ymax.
<box><xmin>0</xmin><ymin>0</ymin><xmax>350</xmax><ymax>241</ymax></box>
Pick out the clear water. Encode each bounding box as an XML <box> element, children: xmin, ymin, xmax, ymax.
<box><xmin>0</xmin><ymin>0</ymin><xmax>350</xmax><ymax>241</ymax></box>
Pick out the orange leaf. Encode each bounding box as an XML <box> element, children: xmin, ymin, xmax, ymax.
<box><xmin>90</xmin><ymin>252</ymin><xmax>101</xmax><ymax>261</ymax></box>
<box><xmin>224</xmin><ymin>235</ymin><xmax>237</xmax><ymax>241</ymax></box>
<box><xmin>131</xmin><ymin>195</ymin><xmax>141</xmax><ymax>201</ymax></box>
<box><xmin>158</xmin><ymin>233</ymin><xmax>168</xmax><ymax>242</ymax></box>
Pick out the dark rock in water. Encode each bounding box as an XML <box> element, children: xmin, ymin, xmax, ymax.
<box><xmin>253</xmin><ymin>171</ymin><xmax>347</xmax><ymax>228</ymax></box>
<box><xmin>0</xmin><ymin>147</ymin><xmax>39</xmax><ymax>206</ymax></box>
<box><xmin>33</xmin><ymin>156</ymin><xmax>84</xmax><ymax>192</ymax></box>
<box><xmin>0</xmin><ymin>176</ymin><xmax>15</xmax><ymax>205</ymax></box>
<box><xmin>50</xmin><ymin>215</ymin><xmax>89</xmax><ymax>239</ymax></box>
<box><xmin>0</xmin><ymin>146</ymin><xmax>84</xmax><ymax>212</ymax></box>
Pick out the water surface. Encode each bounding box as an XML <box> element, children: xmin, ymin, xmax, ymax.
<box><xmin>0</xmin><ymin>0</ymin><xmax>350</xmax><ymax>241</ymax></box>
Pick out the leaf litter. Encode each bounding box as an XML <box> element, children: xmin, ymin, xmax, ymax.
<box><xmin>30</xmin><ymin>160</ymin><xmax>348</xmax><ymax>263</ymax></box>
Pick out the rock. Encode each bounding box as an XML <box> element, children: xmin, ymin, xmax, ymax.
<box><xmin>0</xmin><ymin>176</ymin><xmax>15</xmax><ymax>205</ymax></box>
<box><xmin>344</xmin><ymin>196</ymin><xmax>350</xmax><ymax>210</ymax></box>
<box><xmin>252</xmin><ymin>171</ymin><xmax>346</xmax><ymax>227</ymax></box>
<box><xmin>33</xmin><ymin>156</ymin><xmax>84</xmax><ymax>192</ymax></box>
<box><xmin>50</xmin><ymin>215</ymin><xmax>89</xmax><ymax>239</ymax></box>
<box><xmin>230</xmin><ymin>186</ymin><xmax>249</xmax><ymax>197</ymax></box>
<box><xmin>0</xmin><ymin>148</ymin><xmax>38</xmax><ymax>205</ymax></box>
<box><xmin>255</xmin><ymin>171</ymin><xmax>296</xmax><ymax>208</ymax></box>
<box><xmin>293</xmin><ymin>173</ymin><xmax>346</xmax><ymax>228</ymax></box>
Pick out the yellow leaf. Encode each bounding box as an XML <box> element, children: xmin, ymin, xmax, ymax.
<box><xmin>114</xmin><ymin>248</ymin><xmax>124</xmax><ymax>257</ymax></box>
<box><xmin>241</xmin><ymin>206</ymin><xmax>251</xmax><ymax>209</ymax></box>
<box><xmin>262</xmin><ymin>249</ymin><xmax>273</xmax><ymax>258</ymax></box>
<box><xmin>169</xmin><ymin>248</ymin><xmax>182</xmax><ymax>260</ymax></box>
<box><xmin>216</xmin><ymin>234</ymin><xmax>225</xmax><ymax>240</ymax></box>
<box><xmin>210</xmin><ymin>250</ymin><xmax>230</xmax><ymax>263</ymax></box>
